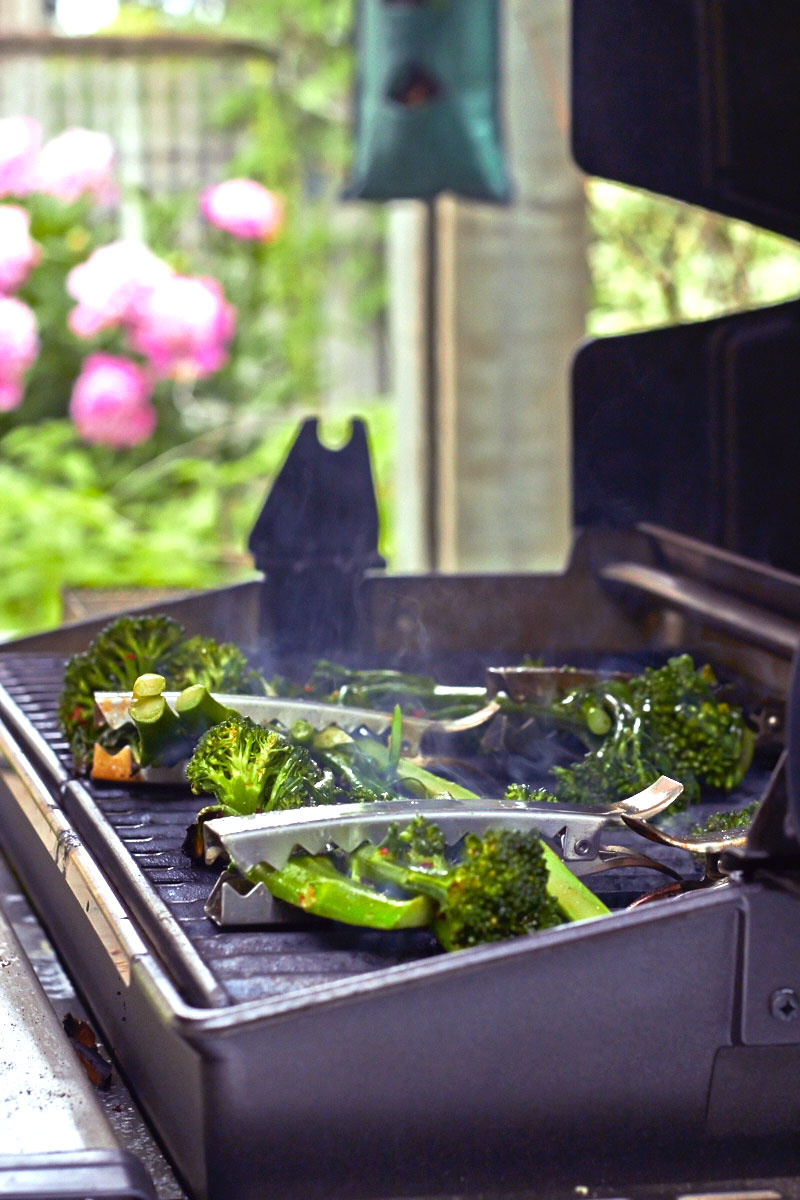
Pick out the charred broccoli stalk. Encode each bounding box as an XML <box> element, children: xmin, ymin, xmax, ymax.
<box><xmin>252</xmin><ymin>815</ymin><xmax>609</xmax><ymax>951</ymax></box>
<box><xmin>275</xmin><ymin>660</ymin><xmax>485</xmax><ymax>720</ymax></box>
<box><xmin>128</xmin><ymin>677</ymin><xmax>239</xmax><ymax>768</ymax></box>
<box><xmin>185</xmin><ymin>715</ymin><xmax>340</xmax><ymax>816</ymax></box>
<box><xmin>58</xmin><ymin>614</ymin><xmax>265</xmax><ymax>768</ymax></box>
<box><xmin>549</xmin><ymin>655</ymin><xmax>754</xmax><ymax>808</ymax></box>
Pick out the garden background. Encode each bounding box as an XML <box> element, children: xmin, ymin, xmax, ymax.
<box><xmin>2</xmin><ymin>0</ymin><xmax>800</xmax><ymax>638</ymax></box>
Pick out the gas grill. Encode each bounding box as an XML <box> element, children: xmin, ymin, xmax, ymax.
<box><xmin>1</xmin><ymin>516</ymin><xmax>800</xmax><ymax>1200</ymax></box>
<box><xmin>4</xmin><ymin>2</ymin><xmax>800</xmax><ymax>1198</ymax></box>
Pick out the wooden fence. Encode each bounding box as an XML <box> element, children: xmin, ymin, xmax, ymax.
<box><xmin>0</xmin><ymin>32</ymin><xmax>388</xmax><ymax>405</ymax></box>
<box><xmin>0</xmin><ymin>33</ymin><xmax>274</xmax><ymax>217</ymax></box>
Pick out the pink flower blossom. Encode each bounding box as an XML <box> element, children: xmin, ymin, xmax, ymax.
<box><xmin>129</xmin><ymin>274</ymin><xmax>235</xmax><ymax>381</ymax></box>
<box><xmin>0</xmin><ymin>205</ymin><xmax>40</xmax><ymax>293</ymax></box>
<box><xmin>0</xmin><ymin>379</ymin><xmax>23</xmax><ymax>411</ymax></box>
<box><xmin>0</xmin><ymin>296</ymin><xmax>38</xmax><ymax>411</ymax></box>
<box><xmin>34</xmin><ymin>128</ymin><xmax>117</xmax><ymax>205</ymax></box>
<box><xmin>199</xmin><ymin>178</ymin><xmax>284</xmax><ymax>242</ymax></box>
<box><xmin>67</xmin><ymin>240</ymin><xmax>174</xmax><ymax>338</ymax></box>
<box><xmin>69</xmin><ymin>353</ymin><xmax>156</xmax><ymax>447</ymax></box>
<box><xmin>0</xmin><ymin>117</ymin><xmax>41</xmax><ymax>198</ymax></box>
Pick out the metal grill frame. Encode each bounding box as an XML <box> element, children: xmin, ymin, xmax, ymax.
<box><xmin>2</xmin><ymin>526</ymin><xmax>800</xmax><ymax>1198</ymax></box>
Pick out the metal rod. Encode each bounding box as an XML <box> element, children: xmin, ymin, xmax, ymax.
<box><xmin>601</xmin><ymin>561</ymin><xmax>800</xmax><ymax>656</ymax></box>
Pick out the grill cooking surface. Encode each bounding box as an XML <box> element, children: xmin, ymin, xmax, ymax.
<box><xmin>0</xmin><ymin>653</ymin><xmax>440</xmax><ymax>1007</ymax></box>
<box><xmin>0</xmin><ymin>648</ymin><xmax>776</xmax><ymax>1009</ymax></box>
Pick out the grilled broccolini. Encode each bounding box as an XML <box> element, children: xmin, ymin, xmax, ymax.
<box><xmin>252</xmin><ymin>815</ymin><xmax>609</xmax><ymax>951</ymax></box>
<box><xmin>58</xmin><ymin>614</ymin><xmax>265</xmax><ymax>768</ymax></box>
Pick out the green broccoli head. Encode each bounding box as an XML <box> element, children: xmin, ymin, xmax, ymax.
<box><xmin>185</xmin><ymin>714</ymin><xmax>336</xmax><ymax>816</ymax></box>
<box><xmin>504</xmin><ymin>783</ymin><xmax>560</xmax><ymax>804</ymax></box>
<box><xmin>168</xmin><ymin>635</ymin><xmax>264</xmax><ymax>695</ymax></box>
<box><xmin>58</xmin><ymin>615</ymin><xmax>267</xmax><ymax>770</ymax></box>
<box><xmin>361</xmin><ymin>820</ymin><xmax>562</xmax><ymax>951</ymax></box>
<box><xmin>550</xmin><ymin>655</ymin><xmax>754</xmax><ymax>808</ymax></box>
<box><xmin>380</xmin><ymin>816</ymin><xmax>448</xmax><ymax>867</ymax></box>
<box><xmin>434</xmin><ymin>828</ymin><xmax>561</xmax><ymax>950</ymax></box>
<box><xmin>58</xmin><ymin>615</ymin><xmax>187</xmax><ymax>767</ymax></box>
<box><xmin>630</xmin><ymin>654</ymin><xmax>753</xmax><ymax>795</ymax></box>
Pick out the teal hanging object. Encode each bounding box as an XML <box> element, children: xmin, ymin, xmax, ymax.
<box><xmin>345</xmin><ymin>0</ymin><xmax>511</xmax><ymax>203</ymax></box>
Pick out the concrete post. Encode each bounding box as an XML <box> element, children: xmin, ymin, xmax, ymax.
<box><xmin>389</xmin><ymin>0</ymin><xmax>588</xmax><ymax>573</ymax></box>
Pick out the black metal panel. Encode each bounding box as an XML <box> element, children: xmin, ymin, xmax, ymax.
<box><xmin>248</xmin><ymin>418</ymin><xmax>384</xmax><ymax>658</ymax></box>
<box><xmin>572</xmin><ymin>0</ymin><xmax>800</xmax><ymax>242</ymax></box>
<box><xmin>572</xmin><ymin>300</ymin><xmax>800</xmax><ymax>572</ymax></box>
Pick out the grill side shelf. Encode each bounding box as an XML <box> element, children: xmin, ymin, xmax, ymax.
<box><xmin>63</xmin><ymin>780</ymin><xmax>229</xmax><ymax>1010</ymax></box>
<box><xmin>0</xmin><ymin>720</ymin><xmax>149</xmax><ymax>990</ymax></box>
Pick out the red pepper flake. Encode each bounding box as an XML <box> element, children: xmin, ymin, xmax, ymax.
<box><xmin>379</xmin><ymin>846</ymin><xmax>389</xmax><ymax>856</ymax></box>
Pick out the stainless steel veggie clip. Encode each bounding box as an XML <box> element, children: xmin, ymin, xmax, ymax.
<box><xmin>201</xmin><ymin>775</ymin><xmax>687</xmax><ymax>926</ymax></box>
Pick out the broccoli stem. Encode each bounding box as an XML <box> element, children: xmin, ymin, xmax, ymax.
<box><xmin>357</xmin><ymin>740</ymin><xmax>478</xmax><ymax>799</ymax></box>
<box><xmin>129</xmin><ymin>694</ymin><xmax>183</xmax><ymax>767</ymax></box>
<box><xmin>358</xmin><ymin>741</ymin><xmax>608</xmax><ymax>921</ymax></box>
<box><xmin>248</xmin><ymin>857</ymin><xmax>435</xmax><ymax>929</ymax></box>
<box><xmin>132</xmin><ymin>673</ymin><xmax>167</xmax><ymax>699</ymax></box>
<box><xmin>174</xmin><ymin>684</ymin><xmax>238</xmax><ymax>735</ymax></box>
<box><xmin>353</xmin><ymin>841</ymin><xmax>608</xmax><ymax>924</ymax></box>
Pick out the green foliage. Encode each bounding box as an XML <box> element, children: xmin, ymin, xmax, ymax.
<box><xmin>587</xmin><ymin>179</ymin><xmax>800</xmax><ymax>334</ymax></box>
<box><xmin>0</xmin><ymin>401</ymin><xmax>394</xmax><ymax>639</ymax></box>
<box><xmin>0</xmin><ymin>1</ymin><xmax>396</xmax><ymax>642</ymax></box>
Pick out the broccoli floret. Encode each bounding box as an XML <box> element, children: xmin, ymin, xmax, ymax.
<box><xmin>549</xmin><ymin>655</ymin><xmax>754</xmax><ymax>808</ymax></box>
<box><xmin>504</xmin><ymin>783</ymin><xmax>560</xmax><ymax>804</ymax></box>
<box><xmin>690</xmin><ymin>800</ymin><xmax>760</xmax><ymax>837</ymax></box>
<box><xmin>252</xmin><ymin>816</ymin><xmax>609</xmax><ymax>952</ymax></box>
<box><xmin>380</xmin><ymin>814</ymin><xmax>447</xmax><ymax>864</ymax></box>
<box><xmin>355</xmin><ymin>819</ymin><xmax>568</xmax><ymax>950</ymax></box>
<box><xmin>58</xmin><ymin>615</ymin><xmax>187</xmax><ymax>768</ymax></box>
<box><xmin>58</xmin><ymin>615</ymin><xmax>265</xmax><ymax>770</ymax></box>
<box><xmin>167</xmin><ymin>635</ymin><xmax>264</xmax><ymax>695</ymax></box>
<box><xmin>185</xmin><ymin>715</ymin><xmax>338</xmax><ymax>816</ymax></box>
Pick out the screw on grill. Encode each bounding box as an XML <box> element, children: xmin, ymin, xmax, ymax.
<box><xmin>769</xmin><ymin>987</ymin><xmax>800</xmax><ymax>1021</ymax></box>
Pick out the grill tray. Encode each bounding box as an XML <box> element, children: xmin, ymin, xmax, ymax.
<box><xmin>2</xmin><ymin>621</ymin><xmax>800</xmax><ymax>1200</ymax></box>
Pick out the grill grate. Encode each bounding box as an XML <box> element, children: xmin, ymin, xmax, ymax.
<box><xmin>0</xmin><ymin>653</ymin><xmax>441</xmax><ymax>1006</ymax></box>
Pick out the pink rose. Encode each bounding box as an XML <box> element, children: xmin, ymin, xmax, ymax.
<box><xmin>0</xmin><ymin>296</ymin><xmax>38</xmax><ymax>410</ymax></box>
<box><xmin>0</xmin><ymin>117</ymin><xmax>41</xmax><ymax>198</ymax></box>
<box><xmin>199</xmin><ymin>178</ymin><xmax>284</xmax><ymax>242</ymax></box>
<box><xmin>69</xmin><ymin>353</ymin><xmax>156</xmax><ymax>447</ymax></box>
<box><xmin>0</xmin><ymin>379</ymin><xmax>23</xmax><ymax>411</ymax></box>
<box><xmin>129</xmin><ymin>274</ymin><xmax>235</xmax><ymax>381</ymax></box>
<box><xmin>67</xmin><ymin>240</ymin><xmax>174</xmax><ymax>338</ymax></box>
<box><xmin>0</xmin><ymin>206</ymin><xmax>40</xmax><ymax>293</ymax></box>
<box><xmin>34</xmin><ymin>128</ymin><xmax>117</xmax><ymax>205</ymax></box>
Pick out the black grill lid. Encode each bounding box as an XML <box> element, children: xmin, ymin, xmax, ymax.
<box><xmin>571</xmin><ymin>0</ymin><xmax>800</xmax><ymax>243</ymax></box>
<box><xmin>572</xmin><ymin>300</ymin><xmax>800</xmax><ymax>573</ymax></box>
